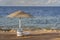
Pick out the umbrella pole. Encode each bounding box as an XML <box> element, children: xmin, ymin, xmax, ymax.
<box><xmin>17</xmin><ymin>19</ymin><xmax>23</xmax><ymax>36</ymax></box>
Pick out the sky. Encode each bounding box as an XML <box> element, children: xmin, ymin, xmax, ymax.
<box><xmin>0</xmin><ymin>0</ymin><xmax>60</xmax><ymax>6</ymax></box>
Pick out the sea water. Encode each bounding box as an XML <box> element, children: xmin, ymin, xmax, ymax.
<box><xmin>0</xmin><ymin>6</ymin><xmax>60</xmax><ymax>29</ymax></box>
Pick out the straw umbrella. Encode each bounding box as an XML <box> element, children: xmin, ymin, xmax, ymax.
<box><xmin>7</xmin><ymin>10</ymin><xmax>32</xmax><ymax>36</ymax></box>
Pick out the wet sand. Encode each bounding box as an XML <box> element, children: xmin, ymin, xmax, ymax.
<box><xmin>0</xmin><ymin>30</ymin><xmax>60</xmax><ymax>40</ymax></box>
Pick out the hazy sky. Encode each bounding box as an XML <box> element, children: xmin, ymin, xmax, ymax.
<box><xmin>0</xmin><ymin>0</ymin><xmax>60</xmax><ymax>6</ymax></box>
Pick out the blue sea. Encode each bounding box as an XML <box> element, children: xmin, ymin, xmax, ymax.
<box><xmin>0</xmin><ymin>6</ymin><xmax>60</xmax><ymax>29</ymax></box>
<box><xmin>0</xmin><ymin>6</ymin><xmax>60</xmax><ymax>16</ymax></box>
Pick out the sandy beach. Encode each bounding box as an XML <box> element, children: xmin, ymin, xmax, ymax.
<box><xmin>0</xmin><ymin>30</ymin><xmax>60</xmax><ymax>40</ymax></box>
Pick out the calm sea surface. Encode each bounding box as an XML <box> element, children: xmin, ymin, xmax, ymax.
<box><xmin>0</xmin><ymin>6</ymin><xmax>60</xmax><ymax>29</ymax></box>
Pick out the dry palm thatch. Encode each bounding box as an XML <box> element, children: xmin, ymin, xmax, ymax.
<box><xmin>7</xmin><ymin>10</ymin><xmax>32</xmax><ymax>18</ymax></box>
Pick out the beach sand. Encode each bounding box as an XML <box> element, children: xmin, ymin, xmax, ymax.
<box><xmin>0</xmin><ymin>30</ymin><xmax>60</xmax><ymax>40</ymax></box>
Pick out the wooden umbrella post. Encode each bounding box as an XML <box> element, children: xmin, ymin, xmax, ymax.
<box><xmin>17</xmin><ymin>18</ymin><xmax>23</xmax><ymax>36</ymax></box>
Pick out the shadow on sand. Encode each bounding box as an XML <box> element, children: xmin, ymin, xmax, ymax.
<box><xmin>25</xmin><ymin>33</ymin><xmax>60</xmax><ymax>40</ymax></box>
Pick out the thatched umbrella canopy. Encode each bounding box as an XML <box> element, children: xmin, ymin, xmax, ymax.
<box><xmin>7</xmin><ymin>10</ymin><xmax>32</xmax><ymax>18</ymax></box>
